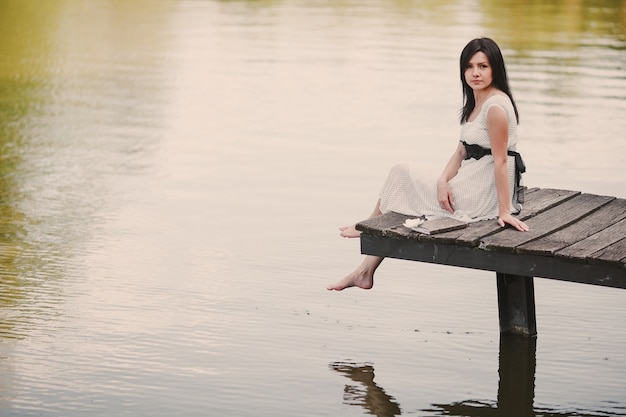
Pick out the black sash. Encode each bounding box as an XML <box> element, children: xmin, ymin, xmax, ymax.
<box><xmin>461</xmin><ymin>141</ymin><xmax>526</xmax><ymax>203</ymax></box>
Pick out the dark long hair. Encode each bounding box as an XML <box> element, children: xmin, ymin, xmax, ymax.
<box><xmin>459</xmin><ymin>38</ymin><xmax>519</xmax><ymax>124</ymax></box>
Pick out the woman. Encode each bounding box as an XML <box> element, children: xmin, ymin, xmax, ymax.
<box><xmin>327</xmin><ymin>37</ymin><xmax>529</xmax><ymax>292</ymax></box>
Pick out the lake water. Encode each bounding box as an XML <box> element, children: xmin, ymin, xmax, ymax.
<box><xmin>1</xmin><ymin>1</ymin><xmax>625</xmax><ymax>416</ymax></box>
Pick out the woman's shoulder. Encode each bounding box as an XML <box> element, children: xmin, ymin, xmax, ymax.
<box><xmin>484</xmin><ymin>93</ymin><xmax>512</xmax><ymax>107</ymax></box>
<box><xmin>483</xmin><ymin>93</ymin><xmax>514</xmax><ymax>119</ymax></box>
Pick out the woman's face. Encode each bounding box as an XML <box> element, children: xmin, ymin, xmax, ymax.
<box><xmin>464</xmin><ymin>51</ymin><xmax>493</xmax><ymax>92</ymax></box>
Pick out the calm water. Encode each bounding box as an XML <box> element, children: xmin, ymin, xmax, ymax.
<box><xmin>1</xmin><ymin>0</ymin><xmax>625</xmax><ymax>416</ymax></box>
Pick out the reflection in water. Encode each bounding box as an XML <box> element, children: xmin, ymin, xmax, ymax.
<box><xmin>330</xmin><ymin>361</ymin><xmax>402</xmax><ymax>417</ymax></box>
<box><xmin>334</xmin><ymin>335</ymin><xmax>623</xmax><ymax>416</ymax></box>
<box><xmin>0</xmin><ymin>0</ymin><xmax>62</xmax><ymax>339</ymax></box>
<box><xmin>425</xmin><ymin>334</ymin><xmax>536</xmax><ymax>417</ymax></box>
<box><xmin>482</xmin><ymin>0</ymin><xmax>626</xmax><ymax>49</ymax></box>
<box><xmin>0</xmin><ymin>0</ymin><xmax>174</xmax><ymax>339</ymax></box>
<box><xmin>497</xmin><ymin>334</ymin><xmax>535</xmax><ymax>416</ymax></box>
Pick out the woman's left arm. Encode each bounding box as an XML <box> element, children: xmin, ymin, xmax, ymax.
<box><xmin>487</xmin><ymin>106</ymin><xmax>529</xmax><ymax>232</ymax></box>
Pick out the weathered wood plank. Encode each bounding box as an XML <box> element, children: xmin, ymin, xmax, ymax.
<box><xmin>557</xmin><ymin>216</ymin><xmax>626</xmax><ymax>261</ymax></box>
<box><xmin>480</xmin><ymin>193</ymin><xmax>613</xmax><ymax>253</ymax></box>
<box><xmin>357</xmin><ymin>212</ymin><xmax>411</xmax><ymax>238</ymax></box>
<box><xmin>447</xmin><ymin>188</ymin><xmax>581</xmax><ymax>246</ymax></box>
<box><xmin>518</xmin><ymin>198</ymin><xmax>626</xmax><ymax>256</ymax></box>
<box><xmin>590</xmin><ymin>237</ymin><xmax>626</xmax><ymax>264</ymax></box>
<box><xmin>516</xmin><ymin>188</ymin><xmax>581</xmax><ymax>217</ymax></box>
<box><xmin>358</xmin><ymin>213</ymin><xmax>469</xmax><ymax>244</ymax></box>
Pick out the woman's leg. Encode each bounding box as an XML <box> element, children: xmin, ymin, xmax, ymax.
<box><xmin>339</xmin><ymin>200</ymin><xmax>383</xmax><ymax>238</ymax></box>
<box><xmin>329</xmin><ymin>199</ymin><xmax>385</xmax><ymax>290</ymax></box>
<box><xmin>326</xmin><ymin>255</ymin><xmax>384</xmax><ymax>291</ymax></box>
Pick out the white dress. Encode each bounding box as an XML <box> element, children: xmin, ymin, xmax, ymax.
<box><xmin>378</xmin><ymin>95</ymin><xmax>522</xmax><ymax>222</ymax></box>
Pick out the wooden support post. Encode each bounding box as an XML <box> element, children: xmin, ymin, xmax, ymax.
<box><xmin>497</xmin><ymin>273</ymin><xmax>537</xmax><ymax>337</ymax></box>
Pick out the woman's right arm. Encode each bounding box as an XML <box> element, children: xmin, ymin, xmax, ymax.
<box><xmin>436</xmin><ymin>142</ymin><xmax>466</xmax><ymax>213</ymax></box>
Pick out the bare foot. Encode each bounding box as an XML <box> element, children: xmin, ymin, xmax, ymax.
<box><xmin>339</xmin><ymin>225</ymin><xmax>361</xmax><ymax>238</ymax></box>
<box><xmin>327</xmin><ymin>269</ymin><xmax>374</xmax><ymax>291</ymax></box>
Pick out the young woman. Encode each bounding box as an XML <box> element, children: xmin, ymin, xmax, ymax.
<box><xmin>327</xmin><ymin>37</ymin><xmax>529</xmax><ymax>292</ymax></box>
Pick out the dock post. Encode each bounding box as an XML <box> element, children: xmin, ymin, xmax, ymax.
<box><xmin>496</xmin><ymin>273</ymin><xmax>537</xmax><ymax>337</ymax></box>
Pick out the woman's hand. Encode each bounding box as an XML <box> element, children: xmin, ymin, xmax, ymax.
<box><xmin>498</xmin><ymin>213</ymin><xmax>529</xmax><ymax>231</ymax></box>
<box><xmin>436</xmin><ymin>142</ymin><xmax>465</xmax><ymax>214</ymax></box>
<box><xmin>437</xmin><ymin>179</ymin><xmax>455</xmax><ymax>214</ymax></box>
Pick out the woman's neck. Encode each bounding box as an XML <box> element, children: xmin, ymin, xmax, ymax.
<box><xmin>474</xmin><ymin>87</ymin><xmax>500</xmax><ymax>109</ymax></box>
<box><xmin>473</xmin><ymin>86</ymin><xmax>496</xmax><ymax>106</ymax></box>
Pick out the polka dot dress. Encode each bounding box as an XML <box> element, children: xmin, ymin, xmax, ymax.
<box><xmin>378</xmin><ymin>95</ymin><xmax>521</xmax><ymax>222</ymax></box>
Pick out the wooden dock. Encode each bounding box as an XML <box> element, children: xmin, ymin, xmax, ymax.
<box><xmin>356</xmin><ymin>187</ymin><xmax>626</xmax><ymax>336</ymax></box>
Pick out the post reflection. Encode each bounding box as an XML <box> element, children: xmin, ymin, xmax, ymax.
<box><xmin>331</xmin><ymin>334</ymin><xmax>605</xmax><ymax>416</ymax></box>
<box><xmin>497</xmin><ymin>334</ymin><xmax>536</xmax><ymax>416</ymax></box>
<box><xmin>329</xmin><ymin>361</ymin><xmax>402</xmax><ymax>417</ymax></box>
<box><xmin>425</xmin><ymin>334</ymin><xmax>536</xmax><ymax>416</ymax></box>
